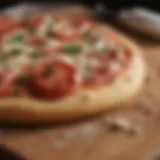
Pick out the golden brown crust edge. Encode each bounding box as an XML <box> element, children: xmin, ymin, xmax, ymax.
<box><xmin>0</xmin><ymin>22</ymin><xmax>146</xmax><ymax>124</ymax></box>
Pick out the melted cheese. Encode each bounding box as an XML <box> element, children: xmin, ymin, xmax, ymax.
<box><xmin>0</xmin><ymin>42</ymin><xmax>39</xmax><ymax>71</ymax></box>
<box><xmin>94</xmin><ymin>38</ymin><xmax>116</xmax><ymax>52</ymax></box>
<box><xmin>55</xmin><ymin>54</ymin><xmax>75</xmax><ymax>65</ymax></box>
<box><xmin>5</xmin><ymin>54</ymin><xmax>30</xmax><ymax>71</ymax></box>
<box><xmin>110</xmin><ymin>61</ymin><xmax>121</xmax><ymax>73</ymax></box>
<box><xmin>0</xmin><ymin>15</ymin><xmax>125</xmax><ymax>85</ymax></box>
<box><xmin>46</xmin><ymin>40</ymin><xmax>62</xmax><ymax>48</ymax></box>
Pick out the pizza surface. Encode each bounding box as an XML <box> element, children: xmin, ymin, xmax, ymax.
<box><xmin>0</xmin><ymin>15</ymin><xmax>146</xmax><ymax>123</ymax></box>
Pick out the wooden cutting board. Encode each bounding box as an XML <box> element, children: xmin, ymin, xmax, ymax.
<box><xmin>0</xmin><ymin>5</ymin><xmax>160</xmax><ymax>160</ymax></box>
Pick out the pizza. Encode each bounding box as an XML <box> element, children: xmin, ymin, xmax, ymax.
<box><xmin>0</xmin><ymin>14</ymin><xmax>146</xmax><ymax>123</ymax></box>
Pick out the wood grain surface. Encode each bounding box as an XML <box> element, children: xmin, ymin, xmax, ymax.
<box><xmin>0</xmin><ymin>5</ymin><xmax>160</xmax><ymax>160</ymax></box>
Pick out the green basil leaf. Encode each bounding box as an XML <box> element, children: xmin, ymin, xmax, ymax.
<box><xmin>30</xmin><ymin>28</ymin><xmax>36</xmax><ymax>34</ymax></box>
<box><xmin>46</xmin><ymin>23</ymin><xmax>54</xmax><ymax>37</ymax></box>
<box><xmin>29</xmin><ymin>51</ymin><xmax>42</xmax><ymax>59</ymax></box>
<box><xmin>85</xmin><ymin>31</ymin><xmax>99</xmax><ymax>44</ymax></box>
<box><xmin>8</xmin><ymin>34</ymin><xmax>25</xmax><ymax>44</ymax></box>
<box><xmin>64</xmin><ymin>44</ymin><xmax>82</xmax><ymax>55</ymax></box>
<box><xmin>11</xmin><ymin>48</ymin><xmax>22</xmax><ymax>56</ymax></box>
<box><xmin>88</xmin><ymin>36</ymin><xmax>99</xmax><ymax>44</ymax></box>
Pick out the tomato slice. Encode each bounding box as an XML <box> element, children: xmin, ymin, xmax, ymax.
<box><xmin>54</xmin><ymin>60</ymin><xmax>77</xmax><ymax>73</ymax></box>
<box><xmin>31</xmin><ymin>60</ymin><xmax>81</xmax><ymax>99</ymax></box>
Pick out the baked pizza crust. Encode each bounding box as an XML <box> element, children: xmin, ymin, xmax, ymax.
<box><xmin>0</xmin><ymin>21</ymin><xmax>146</xmax><ymax>124</ymax></box>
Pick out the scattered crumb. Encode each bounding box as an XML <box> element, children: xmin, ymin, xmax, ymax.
<box><xmin>52</xmin><ymin>124</ymin><xmax>100</xmax><ymax>148</ymax></box>
<box><xmin>52</xmin><ymin>132</ymin><xmax>72</xmax><ymax>148</ymax></box>
<box><xmin>71</xmin><ymin>124</ymin><xmax>100</xmax><ymax>140</ymax></box>
<box><xmin>148</xmin><ymin>149</ymin><xmax>160</xmax><ymax>160</ymax></box>
<box><xmin>135</xmin><ymin>101</ymin><xmax>153</xmax><ymax>116</ymax></box>
<box><xmin>102</xmin><ymin>117</ymin><xmax>140</xmax><ymax>136</ymax></box>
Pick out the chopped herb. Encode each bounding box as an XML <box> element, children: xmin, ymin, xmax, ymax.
<box><xmin>8</xmin><ymin>34</ymin><xmax>25</xmax><ymax>44</ymax></box>
<box><xmin>46</xmin><ymin>23</ymin><xmax>53</xmax><ymax>37</ymax></box>
<box><xmin>30</xmin><ymin>28</ymin><xmax>36</xmax><ymax>34</ymax></box>
<box><xmin>84</xmin><ymin>30</ymin><xmax>91</xmax><ymax>37</ymax></box>
<box><xmin>88</xmin><ymin>35</ymin><xmax>99</xmax><ymax>44</ymax></box>
<box><xmin>42</xmin><ymin>65</ymin><xmax>55</xmax><ymax>77</ymax></box>
<box><xmin>101</xmin><ymin>47</ymin><xmax>113</xmax><ymax>52</ymax></box>
<box><xmin>84</xmin><ymin>64</ymin><xmax>94</xmax><ymax>81</ymax></box>
<box><xmin>11</xmin><ymin>48</ymin><xmax>22</xmax><ymax>56</ymax></box>
<box><xmin>85</xmin><ymin>63</ymin><xmax>91</xmax><ymax>71</ymax></box>
<box><xmin>0</xmin><ymin>54</ymin><xmax>8</xmax><ymax>61</ymax></box>
<box><xmin>64</xmin><ymin>44</ymin><xmax>82</xmax><ymax>55</ymax></box>
<box><xmin>13</xmin><ymin>88</ymin><xmax>20</xmax><ymax>96</ymax></box>
<box><xmin>85</xmin><ymin>31</ymin><xmax>99</xmax><ymax>44</ymax></box>
<box><xmin>29</xmin><ymin>51</ymin><xmax>41</xmax><ymax>59</ymax></box>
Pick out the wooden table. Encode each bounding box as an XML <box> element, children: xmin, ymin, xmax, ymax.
<box><xmin>0</xmin><ymin>6</ymin><xmax>160</xmax><ymax>160</ymax></box>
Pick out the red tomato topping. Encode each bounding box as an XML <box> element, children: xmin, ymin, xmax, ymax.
<box><xmin>0</xmin><ymin>69</ymin><xmax>30</xmax><ymax>97</ymax></box>
<box><xmin>72</xmin><ymin>19</ymin><xmax>91</xmax><ymax>28</ymax></box>
<box><xmin>93</xmin><ymin>65</ymin><xmax>109</xmax><ymax>75</ymax></box>
<box><xmin>0</xmin><ymin>70</ymin><xmax>19</xmax><ymax>87</ymax></box>
<box><xmin>88</xmin><ymin>50</ymin><xmax>125</xmax><ymax>63</ymax></box>
<box><xmin>0</xmin><ymin>16</ymin><xmax>21</xmax><ymax>34</ymax></box>
<box><xmin>23</xmin><ymin>64</ymin><xmax>35</xmax><ymax>74</ymax></box>
<box><xmin>0</xmin><ymin>86</ymin><xmax>13</xmax><ymax>97</ymax></box>
<box><xmin>54</xmin><ymin>60</ymin><xmax>77</xmax><ymax>73</ymax></box>
<box><xmin>31</xmin><ymin>60</ymin><xmax>81</xmax><ymax>99</ymax></box>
